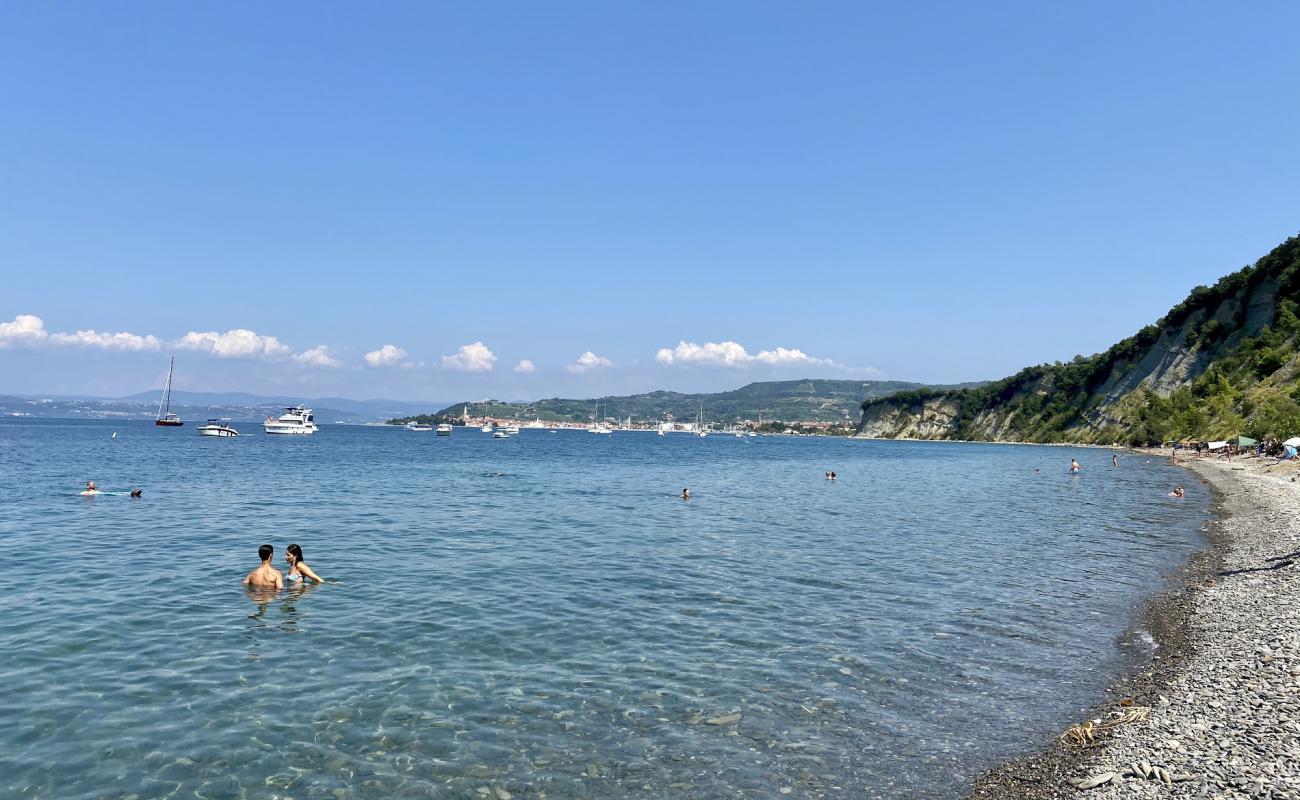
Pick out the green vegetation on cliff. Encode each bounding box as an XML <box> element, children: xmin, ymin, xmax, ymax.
<box><xmin>859</xmin><ymin>234</ymin><xmax>1300</xmax><ymax>445</ymax></box>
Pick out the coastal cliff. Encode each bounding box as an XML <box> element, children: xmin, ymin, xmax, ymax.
<box><xmin>859</xmin><ymin>234</ymin><xmax>1300</xmax><ymax>444</ymax></box>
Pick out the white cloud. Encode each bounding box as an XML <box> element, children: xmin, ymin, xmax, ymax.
<box><xmin>49</xmin><ymin>329</ymin><xmax>161</xmax><ymax>351</ymax></box>
<box><xmin>441</xmin><ymin>341</ymin><xmax>496</xmax><ymax>372</ymax></box>
<box><xmin>0</xmin><ymin>314</ymin><xmax>50</xmax><ymax>347</ymax></box>
<box><xmin>513</xmin><ymin>359</ymin><xmax>536</xmax><ymax>373</ymax></box>
<box><xmin>364</xmin><ymin>344</ymin><xmax>407</xmax><ymax>367</ymax></box>
<box><xmin>655</xmin><ymin>340</ymin><xmax>837</xmax><ymax>368</ymax></box>
<box><xmin>293</xmin><ymin>345</ymin><xmax>342</xmax><ymax>368</ymax></box>
<box><xmin>0</xmin><ymin>314</ymin><xmax>160</xmax><ymax>351</ymax></box>
<box><xmin>176</xmin><ymin>329</ymin><xmax>291</xmax><ymax>359</ymax></box>
<box><xmin>567</xmin><ymin>350</ymin><xmax>613</xmax><ymax>374</ymax></box>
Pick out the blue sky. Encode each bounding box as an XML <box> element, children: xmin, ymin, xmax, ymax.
<box><xmin>1</xmin><ymin>2</ymin><xmax>1297</xmax><ymax>402</ymax></box>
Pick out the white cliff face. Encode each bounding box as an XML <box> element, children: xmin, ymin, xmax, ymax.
<box><xmin>856</xmin><ymin>397</ymin><xmax>961</xmax><ymax>439</ymax></box>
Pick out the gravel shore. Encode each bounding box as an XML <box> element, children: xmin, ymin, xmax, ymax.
<box><xmin>971</xmin><ymin>456</ymin><xmax>1300</xmax><ymax>799</ymax></box>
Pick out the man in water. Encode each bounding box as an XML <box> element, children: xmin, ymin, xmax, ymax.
<box><xmin>1070</xmin><ymin>459</ymin><xmax>1081</xmax><ymax>473</ymax></box>
<box><xmin>1112</xmin><ymin>453</ymin><xmax>1118</xmax><ymax>467</ymax></box>
<box><xmin>1169</xmin><ymin>486</ymin><xmax>1185</xmax><ymax>498</ymax></box>
<box><xmin>242</xmin><ymin>544</ymin><xmax>284</xmax><ymax>590</ymax></box>
<box><xmin>681</xmin><ymin>488</ymin><xmax>692</xmax><ymax>500</ymax></box>
<box><xmin>80</xmin><ymin>481</ymin><xmax>100</xmax><ymax>496</ymax></box>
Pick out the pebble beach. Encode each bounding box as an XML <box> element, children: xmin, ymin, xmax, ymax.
<box><xmin>974</xmin><ymin>455</ymin><xmax>1300</xmax><ymax>799</ymax></box>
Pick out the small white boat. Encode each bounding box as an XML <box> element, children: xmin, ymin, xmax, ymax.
<box><xmin>436</xmin><ymin>423</ymin><xmax>453</xmax><ymax>436</ymax></box>
<box><xmin>198</xmin><ymin>418</ymin><xmax>239</xmax><ymax>437</ymax></box>
<box><xmin>405</xmin><ymin>422</ymin><xmax>433</xmax><ymax>432</ymax></box>
<box><xmin>589</xmin><ymin>424</ymin><xmax>612</xmax><ymax>434</ymax></box>
<box><xmin>480</xmin><ymin>424</ymin><xmax>494</xmax><ymax>433</ymax></box>
<box><xmin>264</xmin><ymin>405</ymin><xmax>318</xmax><ymax>435</ymax></box>
<box><xmin>492</xmin><ymin>429</ymin><xmax>509</xmax><ymax>439</ymax></box>
<box><xmin>504</xmin><ymin>424</ymin><xmax>520</xmax><ymax>435</ymax></box>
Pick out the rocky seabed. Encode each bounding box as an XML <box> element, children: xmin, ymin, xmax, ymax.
<box><xmin>1067</xmin><ymin>461</ymin><xmax>1300</xmax><ymax>798</ymax></box>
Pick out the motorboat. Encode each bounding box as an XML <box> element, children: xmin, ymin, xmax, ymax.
<box><xmin>480</xmin><ymin>424</ymin><xmax>494</xmax><ymax>433</ymax></box>
<box><xmin>263</xmin><ymin>405</ymin><xmax>318</xmax><ymax>435</ymax></box>
<box><xmin>436</xmin><ymin>423</ymin><xmax>453</xmax><ymax>436</ymax></box>
<box><xmin>504</xmin><ymin>424</ymin><xmax>520</xmax><ymax>435</ymax></box>
<box><xmin>405</xmin><ymin>422</ymin><xmax>433</xmax><ymax>432</ymax></box>
<box><xmin>492</xmin><ymin>428</ymin><xmax>510</xmax><ymax>439</ymax></box>
<box><xmin>198</xmin><ymin>418</ymin><xmax>239</xmax><ymax>437</ymax></box>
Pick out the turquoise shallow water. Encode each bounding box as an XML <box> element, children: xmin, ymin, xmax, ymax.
<box><xmin>0</xmin><ymin>420</ymin><xmax>1208</xmax><ymax>799</ymax></box>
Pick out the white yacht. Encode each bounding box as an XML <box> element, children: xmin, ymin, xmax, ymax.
<box><xmin>198</xmin><ymin>418</ymin><xmax>239</xmax><ymax>438</ymax></box>
<box><xmin>492</xmin><ymin>428</ymin><xmax>510</xmax><ymax>439</ymax></box>
<box><xmin>263</xmin><ymin>405</ymin><xmax>318</xmax><ymax>435</ymax></box>
<box><xmin>435</xmin><ymin>423</ymin><xmax>453</xmax><ymax>436</ymax></box>
<box><xmin>504</xmin><ymin>424</ymin><xmax>520</xmax><ymax>435</ymax></box>
<box><xmin>405</xmin><ymin>422</ymin><xmax>433</xmax><ymax>432</ymax></box>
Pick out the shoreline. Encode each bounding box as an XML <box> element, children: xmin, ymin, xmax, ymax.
<box><xmin>970</xmin><ymin>455</ymin><xmax>1300</xmax><ymax>798</ymax></box>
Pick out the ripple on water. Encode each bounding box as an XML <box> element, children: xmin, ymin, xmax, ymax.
<box><xmin>0</xmin><ymin>422</ymin><xmax>1209</xmax><ymax>799</ymax></box>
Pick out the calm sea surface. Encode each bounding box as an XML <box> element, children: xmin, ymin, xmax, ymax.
<box><xmin>0</xmin><ymin>420</ymin><xmax>1209</xmax><ymax>799</ymax></box>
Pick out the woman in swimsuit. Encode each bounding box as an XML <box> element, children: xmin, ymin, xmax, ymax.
<box><xmin>285</xmin><ymin>543</ymin><xmax>324</xmax><ymax>584</ymax></box>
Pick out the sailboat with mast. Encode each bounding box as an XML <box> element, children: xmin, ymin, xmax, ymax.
<box><xmin>155</xmin><ymin>356</ymin><xmax>183</xmax><ymax>427</ymax></box>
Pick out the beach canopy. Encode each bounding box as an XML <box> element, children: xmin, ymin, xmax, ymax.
<box><xmin>1232</xmin><ymin>436</ymin><xmax>1258</xmax><ymax>447</ymax></box>
<box><xmin>1207</xmin><ymin>441</ymin><xmax>1228</xmax><ymax>450</ymax></box>
<box><xmin>1284</xmin><ymin>436</ymin><xmax>1300</xmax><ymax>448</ymax></box>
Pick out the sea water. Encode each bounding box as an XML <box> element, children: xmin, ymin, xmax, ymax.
<box><xmin>0</xmin><ymin>420</ymin><xmax>1209</xmax><ymax>799</ymax></box>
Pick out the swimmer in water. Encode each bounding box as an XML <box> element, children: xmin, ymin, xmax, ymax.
<box><xmin>1112</xmin><ymin>453</ymin><xmax>1118</xmax><ymax>467</ymax></box>
<box><xmin>1168</xmin><ymin>486</ymin><xmax>1185</xmax><ymax>498</ymax></box>
<box><xmin>80</xmin><ymin>480</ymin><xmax>101</xmax><ymax>496</ymax></box>
<box><xmin>130</xmin><ymin>489</ymin><xmax>142</xmax><ymax>498</ymax></box>
<box><xmin>242</xmin><ymin>544</ymin><xmax>284</xmax><ymax>590</ymax></box>
<box><xmin>284</xmin><ymin>543</ymin><xmax>323</xmax><ymax>584</ymax></box>
<box><xmin>681</xmin><ymin>488</ymin><xmax>692</xmax><ymax>500</ymax></box>
<box><xmin>1070</xmin><ymin>459</ymin><xmax>1081</xmax><ymax>473</ymax></box>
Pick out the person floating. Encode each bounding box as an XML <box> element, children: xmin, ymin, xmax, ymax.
<box><xmin>681</xmin><ymin>488</ymin><xmax>692</xmax><ymax>500</ymax></box>
<box><xmin>285</xmin><ymin>543</ymin><xmax>324</xmax><ymax>584</ymax></box>
<box><xmin>80</xmin><ymin>480</ymin><xmax>100</xmax><ymax>496</ymax></box>
<box><xmin>1070</xmin><ymin>459</ymin><xmax>1081</xmax><ymax>473</ymax></box>
<box><xmin>1169</xmin><ymin>486</ymin><xmax>1185</xmax><ymax>498</ymax></box>
<box><xmin>243</xmin><ymin>544</ymin><xmax>284</xmax><ymax>590</ymax></box>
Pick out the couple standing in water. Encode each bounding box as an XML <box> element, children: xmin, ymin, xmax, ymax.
<box><xmin>243</xmin><ymin>543</ymin><xmax>323</xmax><ymax>589</ymax></box>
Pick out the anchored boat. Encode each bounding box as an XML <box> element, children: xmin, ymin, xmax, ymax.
<box><xmin>198</xmin><ymin>418</ymin><xmax>239</xmax><ymax>438</ymax></box>
<box><xmin>155</xmin><ymin>356</ymin><xmax>183</xmax><ymax>427</ymax></box>
<box><xmin>263</xmin><ymin>405</ymin><xmax>317</xmax><ymax>435</ymax></box>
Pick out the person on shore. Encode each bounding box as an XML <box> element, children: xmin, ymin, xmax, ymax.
<box><xmin>243</xmin><ymin>544</ymin><xmax>284</xmax><ymax>590</ymax></box>
<box><xmin>1070</xmin><ymin>459</ymin><xmax>1081</xmax><ymax>473</ymax></box>
<box><xmin>681</xmin><ymin>488</ymin><xmax>692</xmax><ymax>500</ymax></box>
<box><xmin>285</xmin><ymin>543</ymin><xmax>324</xmax><ymax>585</ymax></box>
<box><xmin>1168</xmin><ymin>486</ymin><xmax>1185</xmax><ymax>498</ymax></box>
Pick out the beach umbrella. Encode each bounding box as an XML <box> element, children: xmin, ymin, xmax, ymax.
<box><xmin>1283</xmin><ymin>436</ymin><xmax>1300</xmax><ymax>448</ymax></box>
<box><xmin>1231</xmin><ymin>436</ymin><xmax>1258</xmax><ymax>447</ymax></box>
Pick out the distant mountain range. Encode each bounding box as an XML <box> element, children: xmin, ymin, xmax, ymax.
<box><xmin>404</xmin><ymin>379</ymin><xmax>986</xmax><ymax>425</ymax></box>
<box><xmin>0</xmin><ymin>390</ymin><xmax>442</xmax><ymax>424</ymax></box>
